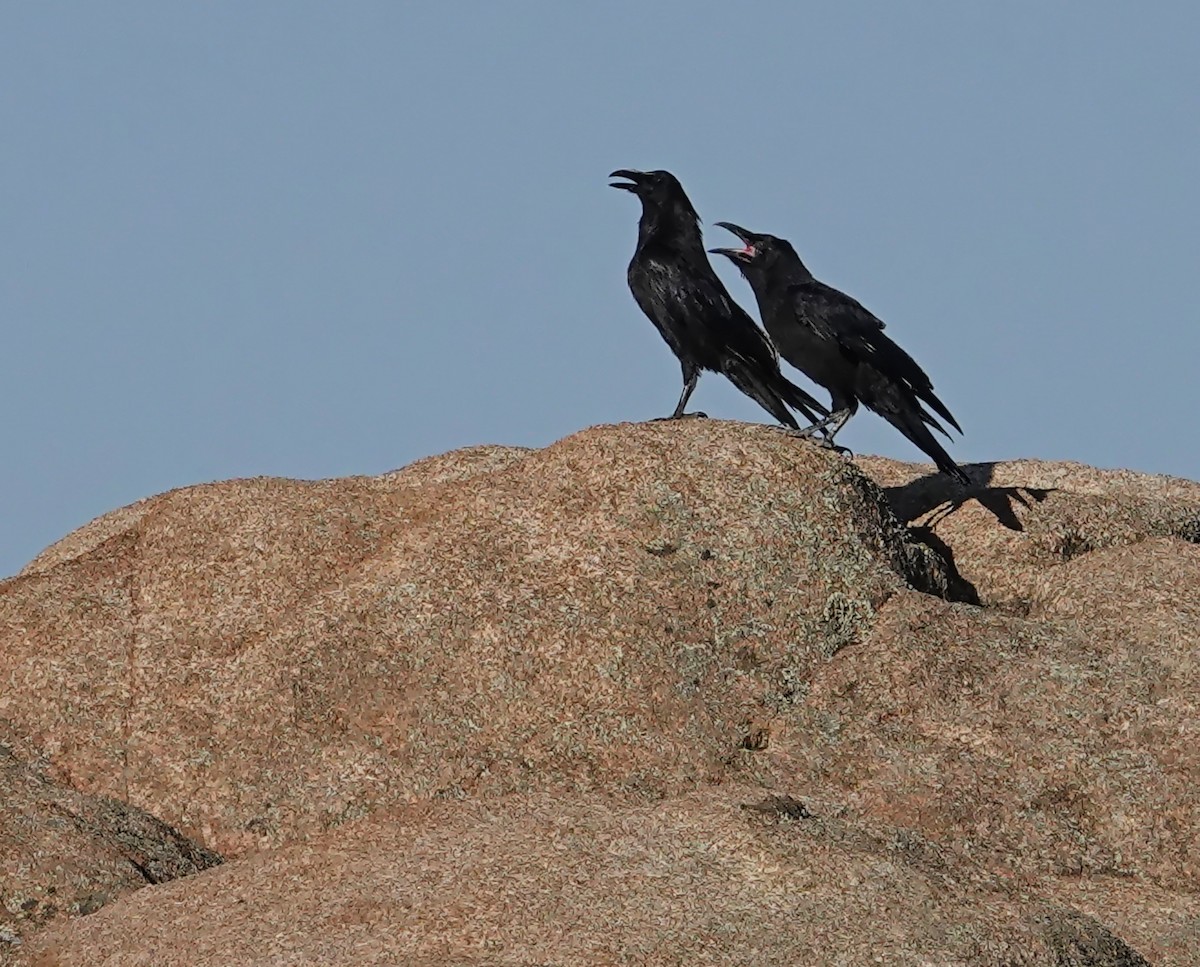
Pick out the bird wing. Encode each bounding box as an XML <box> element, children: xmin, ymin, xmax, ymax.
<box><xmin>642</xmin><ymin>255</ymin><xmax>781</xmax><ymax>368</ymax></box>
<box><xmin>789</xmin><ymin>280</ymin><xmax>962</xmax><ymax>434</ymax></box>
<box><xmin>788</xmin><ymin>280</ymin><xmax>884</xmax><ymax>345</ymax></box>
<box><xmin>680</xmin><ymin>255</ymin><xmax>782</xmax><ymax>367</ymax></box>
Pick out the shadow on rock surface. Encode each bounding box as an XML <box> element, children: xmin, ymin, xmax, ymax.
<box><xmin>0</xmin><ymin>742</ymin><xmax>221</xmax><ymax>962</ymax></box>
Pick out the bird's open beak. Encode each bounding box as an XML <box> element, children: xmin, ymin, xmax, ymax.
<box><xmin>709</xmin><ymin>221</ymin><xmax>758</xmax><ymax>261</ymax></box>
<box><xmin>608</xmin><ymin>169</ymin><xmax>643</xmax><ymax>191</ymax></box>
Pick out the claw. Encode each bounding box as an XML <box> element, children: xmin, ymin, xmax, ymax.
<box><xmin>814</xmin><ymin>437</ymin><xmax>853</xmax><ymax>457</ymax></box>
<box><xmin>651</xmin><ymin>411</ymin><xmax>708</xmax><ymax>422</ymax></box>
<box><xmin>768</xmin><ymin>426</ymin><xmax>853</xmax><ymax>456</ymax></box>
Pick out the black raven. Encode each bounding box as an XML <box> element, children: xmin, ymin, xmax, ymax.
<box><xmin>608</xmin><ymin>170</ymin><xmax>827</xmax><ymax>427</ymax></box>
<box><xmin>711</xmin><ymin>223</ymin><xmax>969</xmax><ymax>484</ymax></box>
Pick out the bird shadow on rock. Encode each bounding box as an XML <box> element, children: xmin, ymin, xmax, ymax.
<box><xmin>904</xmin><ymin>524</ymin><xmax>981</xmax><ymax>605</ymax></box>
<box><xmin>877</xmin><ymin>463</ymin><xmax>1058</xmax><ymax>608</ymax></box>
<box><xmin>883</xmin><ymin>463</ymin><xmax>1057</xmax><ymax>533</ymax></box>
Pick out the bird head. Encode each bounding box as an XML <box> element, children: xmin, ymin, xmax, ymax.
<box><xmin>608</xmin><ymin>168</ymin><xmax>684</xmax><ymax>201</ymax></box>
<box><xmin>709</xmin><ymin>222</ymin><xmax>800</xmax><ymax>275</ymax></box>
<box><xmin>608</xmin><ymin>168</ymin><xmax>701</xmax><ymax>226</ymax></box>
<box><xmin>709</xmin><ymin>222</ymin><xmax>768</xmax><ymax>265</ymax></box>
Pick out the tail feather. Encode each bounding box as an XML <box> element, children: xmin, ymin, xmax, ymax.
<box><xmin>914</xmin><ymin>386</ymin><xmax>962</xmax><ymax>435</ymax></box>
<box><xmin>778</xmin><ymin>374</ymin><xmax>830</xmax><ymax>425</ymax></box>
<box><xmin>881</xmin><ymin>401</ymin><xmax>970</xmax><ymax>486</ymax></box>
<box><xmin>918</xmin><ymin>405</ymin><xmax>954</xmax><ymax>441</ymax></box>
<box><xmin>722</xmin><ymin>358</ymin><xmax>829</xmax><ymax>428</ymax></box>
<box><xmin>722</xmin><ymin>360</ymin><xmax>801</xmax><ymax>429</ymax></box>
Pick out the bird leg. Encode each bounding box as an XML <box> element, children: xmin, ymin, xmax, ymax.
<box><xmin>774</xmin><ymin>409</ymin><xmax>855</xmax><ymax>454</ymax></box>
<box><xmin>651</xmin><ymin>371</ymin><xmax>707</xmax><ymax>420</ymax></box>
<box><xmin>764</xmin><ymin>423</ymin><xmax>847</xmax><ymax>454</ymax></box>
<box><xmin>788</xmin><ymin>408</ymin><xmax>853</xmax><ymax>440</ymax></box>
<box><xmin>813</xmin><ymin>409</ymin><xmax>855</xmax><ymax>454</ymax></box>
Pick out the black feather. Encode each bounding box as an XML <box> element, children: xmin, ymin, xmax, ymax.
<box><xmin>714</xmin><ymin>226</ymin><xmax>968</xmax><ymax>484</ymax></box>
<box><xmin>610</xmin><ymin>170</ymin><xmax>828</xmax><ymax>426</ymax></box>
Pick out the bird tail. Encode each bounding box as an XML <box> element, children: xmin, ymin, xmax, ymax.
<box><xmin>914</xmin><ymin>386</ymin><xmax>963</xmax><ymax>435</ymax></box>
<box><xmin>883</xmin><ymin>401</ymin><xmax>970</xmax><ymax>486</ymax></box>
<box><xmin>722</xmin><ymin>360</ymin><xmax>802</xmax><ymax>429</ymax></box>
<box><xmin>720</xmin><ymin>353</ymin><xmax>826</xmax><ymax>429</ymax></box>
<box><xmin>778</xmin><ymin>374</ymin><xmax>830</xmax><ymax>426</ymax></box>
<box><xmin>918</xmin><ymin>405</ymin><xmax>953</xmax><ymax>440</ymax></box>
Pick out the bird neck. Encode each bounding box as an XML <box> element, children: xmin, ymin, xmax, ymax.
<box><xmin>736</xmin><ymin>267</ymin><xmax>772</xmax><ymax>301</ymax></box>
<box><xmin>771</xmin><ymin>257</ymin><xmax>815</xmax><ymax>289</ymax></box>
<box><xmin>637</xmin><ymin>204</ymin><xmax>703</xmax><ymax>252</ymax></box>
<box><xmin>749</xmin><ymin>259</ymin><xmax>813</xmax><ymax>304</ymax></box>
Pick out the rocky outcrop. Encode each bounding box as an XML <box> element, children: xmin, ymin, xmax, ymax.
<box><xmin>2</xmin><ymin>421</ymin><xmax>1194</xmax><ymax>963</ymax></box>
<box><xmin>1</xmin><ymin>422</ymin><xmax>942</xmax><ymax>856</ymax></box>
<box><xmin>27</xmin><ymin>788</ymin><xmax>1149</xmax><ymax>967</ymax></box>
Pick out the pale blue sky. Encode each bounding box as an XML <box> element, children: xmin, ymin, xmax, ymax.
<box><xmin>2</xmin><ymin>3</ymin><xmax>1197</xmax><ymax>576</ymax></box>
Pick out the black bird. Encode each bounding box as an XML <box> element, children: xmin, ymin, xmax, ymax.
<box><xmin>710</xmin><ymin>223</ymin><xmax>969</xmax><ymax>484</ymax></box>
<box><xmin>608</xmin><ymin>170</ymin><xmax>827</xmax><ymax>427</ymax></box>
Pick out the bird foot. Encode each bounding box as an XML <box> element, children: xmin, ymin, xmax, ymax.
<box><xmin>807</xmin><ymin>435</ymin><xmax>854</xmax><ymax>456</ymax></box>
<box><xmin>774</xmin><ymin>428</ymin><xmax>853</xmax><ymax>456</ymax></box>
<box><xmin>651</xmin><ymin>411</ymin><xmax>708</xmax><ymax>422</ymax></box>
<box><xmin>771</xmin><ymin>426</ymin><xmax>826</xmax><ymax>441</ymax></box>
